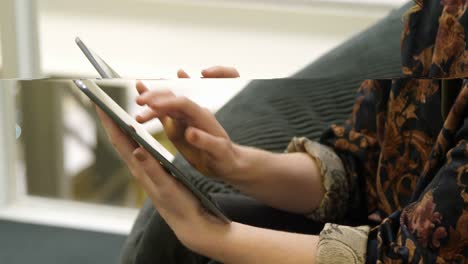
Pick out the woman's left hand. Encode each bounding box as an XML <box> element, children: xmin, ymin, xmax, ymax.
<box><xmin>95</xmin><ymin>107</ymin><xmax>228</xmax><ymax>253</ymax></box>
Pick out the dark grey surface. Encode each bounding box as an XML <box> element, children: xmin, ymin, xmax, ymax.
<box><xmin>0</xmin><ymin>220</ymin><xmax>126</xmax><ymax>264</ymax></box>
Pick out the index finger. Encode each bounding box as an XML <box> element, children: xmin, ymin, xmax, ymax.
<box><xmin>136</xmin><ymin>81</ymin><xmax>150</xmax><ymax>95</ymax></box>
<box><xmin>144</xmin><ymin>96</ymin><xmax>205</xmax><ymax>122</ymax></box>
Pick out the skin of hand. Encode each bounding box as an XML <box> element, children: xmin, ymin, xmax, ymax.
<box><xmin>176</xmin><ymin>65</ymin><xmax>240</xmax><ymax>78</ymax></box>
<box><xmin>135</xmin><ymin>66</ymin><xmax>325</xmax><ymax>215</ymax></box>
<box><xmin>135</xmin><ymin>66</ymin><xmax>240</xmax><ymax>179</ymax></box>
<box><xmin>135</xmin><ymin>81</ymin><xmax>240</xmax><ymax>179</ymax></box>
<box><xmin>95</xmin><ymin>107</ymin><xmax>225</xmax><ymax>248</ymax></box>
<box><xmin>96</xmin><ymin>106</ymin><xmax>319</xmax><ymax>264</ymax></box>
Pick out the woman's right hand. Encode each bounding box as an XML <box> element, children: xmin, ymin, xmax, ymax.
<box><xmin>134</xmin><ymin>67</ymin><xmax>242</xmax><ymax>179</ymax></box>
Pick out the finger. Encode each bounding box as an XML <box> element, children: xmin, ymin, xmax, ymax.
<box><xmin>136</xmin><ymin>81</ymin><xmax>150</xmax><ymax>95</ymax></box>
<box><xmin>133</xmin><ymin>147</ymin><xmax>172</xmax><ymax>187</ymax></box>
<box><xmin>127</xmin><ymin>151</ymin><xmax>161</xmax><ymax>202</ymax></box>
<box><xmin>147</xmin><ymin>96</ymin><xmax>202</xmax><ymax>118</ymax></box>
<box><xmin>95</xmin><ymin>105</ymin><xmax>149</xmax><ymax>171</ymax></box>
<box><xmin>95</xmin><ymin>106</ymin><xmax>122</xmax><ymax>139</ymax></box>
<box><xmin>151</xmin><ymin>100</ymin><xmax>226</xmax><ymax>139</ymax></box>
<box><xmin>95</xmin><ymin>105</ymin><xmax>114</xmax><ymax>127</ymax></box>
<box><xmin>132</xmin><ymin>146</ymin><xmax>200</xmax><ymax>220</ymax></box>
<box><xmin>95</xmin><ymin>106</ymin><xmax>166</xmax><ymax>203</ymax></box>
<box><xmin>161</xmin><ymin>116</ymin><xmax>187</xmax><ymax>141</ymax></box>
<box><xmin>136</xmin><ymin>90</ymin><xmax>175</xmax><ymax>106</ymax></box>
<box><xmin>95</xmin><ymin>107</ymin><xmax>139</xmax><ymax>157</ymax></box>
<box><xmin>201</xmin><ymin>66</ymin><xmax>239</xmax><ymax>78</ymax></box>
<box><xmin>177</xmin><ymin>69</ymin><xmax>191</xmax><ymax>78</ymax></box>
<box><xmin>135</xmin><ymin>108</ymin><xmax>159</xmax><ymax>123</ymax></box>
<box><xmin>185</xmin><ymin>126</ymin><xmax>230</xmax><ymax>159</ymax></box>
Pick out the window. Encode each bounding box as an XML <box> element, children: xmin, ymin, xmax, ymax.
<box><xmin>0</xmin><ymin>81</ymin><xmax>16</xmax><ymax>206</ymax></box>
<box><xmin>0</xmin><ymin>79</ymin><xmax>138</xmax><ymax>234</ymax></box>
<box><xmin>1</xmin><ymin>78</ymin><xmax>246</xmax><ymax>234</ymax></box>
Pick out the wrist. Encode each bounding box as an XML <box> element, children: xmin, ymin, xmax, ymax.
<box><xmin>206</xmin><ymin>222</ymin><xmax>320</xmax><ymax>264</ymax></box>
<box><xmin>187</xmin><ymin>220</ymin><xmax>242</xmax><ymax>263</ymax></box>
<box><xmin>226</xmin><ymin>144</ymin><xmax>269</xmax><ymax>185</ymax></box>
<box><xmin>178</xmin><ymin>212</ymin><xmax>233</xmax><ymax>259</ymax></box>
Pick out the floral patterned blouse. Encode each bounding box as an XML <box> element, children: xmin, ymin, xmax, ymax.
<box><xmin>287</xmin><ymin>1</ymin><xmax>468</xmax><ymax>263</ymax></box>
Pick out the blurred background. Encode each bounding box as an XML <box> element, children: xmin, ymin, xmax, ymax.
<box><xmin>1</xmin><ymin>0</ymin><xmax>406</xmax><ymax>211</ymax></box>
<box><xmin>1</xmin><ymin>0</ymin><xmax>407</xmax><ymax>79</ymax></box>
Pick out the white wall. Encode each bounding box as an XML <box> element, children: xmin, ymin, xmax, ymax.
<box><xmin>34</xmin><ymin>0</ymin><xmax>405</xmax><ymax>78</ymax></box>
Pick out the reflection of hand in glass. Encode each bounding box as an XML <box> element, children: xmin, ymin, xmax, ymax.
<box><xmin>177</xmin><ymin>66</ymin><xmax>240</xmax><ymax>78</ymax></box>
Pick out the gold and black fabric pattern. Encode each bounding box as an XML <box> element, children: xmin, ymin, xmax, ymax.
<box><xmin>286</xmin><ymin>137</ymin><xmax>350</xmax><ymax>222</ymax></box>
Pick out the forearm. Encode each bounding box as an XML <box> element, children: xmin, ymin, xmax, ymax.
<box><xmin>227</xmin><ymin>145</ymin><xmax>325</xmax><ymax>214</ymax></box>
<box><xmin>200</xmin><ymin>221</ymin><xmax>319</xmax><ymax>264</ymax></box>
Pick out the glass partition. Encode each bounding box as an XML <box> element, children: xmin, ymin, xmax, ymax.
<box><xmin>15</xmin><ymin>79</ymin><xmax>245</xmax><ymax>208</ymax></box>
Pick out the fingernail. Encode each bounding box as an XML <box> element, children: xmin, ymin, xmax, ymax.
<box><xmin>136</xmin><ymin>97</ymin><xmax>143</xmax><ymax>105</ymax></box>
<box><xmin>188</xmin><ymin>129</ymin><xmax>197</xmax><ymax>142</ymax></box>
<box><xmin>134</xmin><ymin>148</ymin><xmax>146</xmax><ymax>161</ymax></box>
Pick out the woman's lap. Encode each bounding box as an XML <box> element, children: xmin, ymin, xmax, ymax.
<box><xmin>132</xmin><ymin>193</ymin><xmax>324</xmax><ymax>264</ymax></box>
<box><xmin>212</xmin><ymin>193</ymin><xmax>324</xmax><ymax>235</ymax></box>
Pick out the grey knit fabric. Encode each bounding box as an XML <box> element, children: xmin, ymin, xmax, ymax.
<box><xmin>120</xmin><ymin>2</ymin><xmax>411</xmax><ymax>263</ymax></box>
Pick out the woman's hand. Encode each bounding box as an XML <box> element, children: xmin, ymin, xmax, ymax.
<box><xmin>95</xmin><ymin>107</ymin><xmax>228</xmax><ymax>251</ymax></box>
<box><xmin>97</xmin><ymin>106</ymin><xmax>320</xmax><ymax>264</ymax></box>
<box><xmin>134</xmin><ymin>67</ymin><xmax>242</xmax><ymax>180</ymax></box>
<box><xmin>134</xmin><ymin>66</ymin><xmax>324</xmax><ymax>216</ymax></box>
<box><xmin>135</xmin><ymin>65</ymin><xmax>240</xmax><ymax>179</ymax></box>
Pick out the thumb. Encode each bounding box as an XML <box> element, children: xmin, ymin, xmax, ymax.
<box><xmin>136</xmin><ymin>80</ymin><xmax>149</xmax><ymax>95</ymax></box>
<box><xmin>185</xmin><ymin>126</ymin><xmax>229</xmax><ymax>159</ymax></box>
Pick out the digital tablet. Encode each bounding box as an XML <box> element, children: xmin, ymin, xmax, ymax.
<box><xmin>73</xmin><ymin>79</ymin><xmax>230</xmax><ymax>223</ymax></box>
<box><xmin>75</xmin><ymin>37</ymin><xmax>121</xmax><ymax>79</ymax></box>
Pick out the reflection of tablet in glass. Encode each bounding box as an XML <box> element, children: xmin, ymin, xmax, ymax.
<box><xmin>75</xmin><ymin>37</ymin><xmax>121</xmax><ymax>79</ymax></box>
<box><xmin>73</xmin><ymin>79</ymin><xmax>230</xmax><ymax>223</ymax></box>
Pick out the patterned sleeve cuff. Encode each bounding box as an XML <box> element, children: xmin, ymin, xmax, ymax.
<box><xmin>316</xmin><ymin>223</ymin><xmax>370</xmax><ymax>264</ymax></box>
<box><xmin>286</xmin><ymin>137</ymin><xmax>348</xmax><ymax>222</ymax></box>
